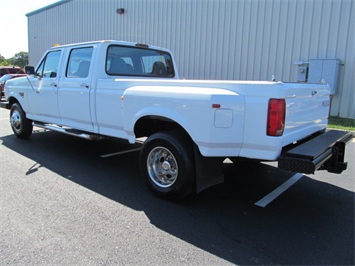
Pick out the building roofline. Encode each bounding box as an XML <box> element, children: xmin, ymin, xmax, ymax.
<box><xmin>26</xmin><ymin>0</ymin><xmax>72</xmax><ymax>17</ymax></box>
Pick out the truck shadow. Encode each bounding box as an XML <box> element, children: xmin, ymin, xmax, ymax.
<box><xmin>1</xmin><ymin>130</ymin><xmax>354</xmax><ymax>265</ymax></box>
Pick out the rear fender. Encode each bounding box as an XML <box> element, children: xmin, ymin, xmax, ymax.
<box><xmin>127</xmin><ymin>106</ymin><xmax>192</xmax><ymax>143</ymax></box>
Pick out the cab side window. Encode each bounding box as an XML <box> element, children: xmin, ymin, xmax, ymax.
<box><xmin>36</xmin><ymin>50</ymin><xmax>61</xmax><ymax>78</ymax></box>
<box><xmin>66</xmin><ymin>47</ymin><xmax>93</xmax><ymax>78</ymax></box>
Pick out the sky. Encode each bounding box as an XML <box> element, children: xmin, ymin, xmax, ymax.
<box><xmin>0</xmin><ymin>0</ymin><xmax>59</xmax><ymax>58</ymax></box>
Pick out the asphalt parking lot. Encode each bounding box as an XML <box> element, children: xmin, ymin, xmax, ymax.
<box><xmin>0</xmin><ymin>107</ymin><xmax>354</xmax><ymax>265</ymax></box>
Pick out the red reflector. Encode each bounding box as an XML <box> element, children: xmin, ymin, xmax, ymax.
<box><xmin>267</xmin><ymin>99</ymin><xmax>285</xmax><ymax>136</ymax></box>
<box><xmin>212</xmin><ymin>104</ymin><xmax>221</xmax><ymax>108</ymax></box>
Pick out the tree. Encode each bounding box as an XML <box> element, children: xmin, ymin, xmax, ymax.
<box><xmin>0</xmin><ymin>54</ymin><xmax>9</xmax><ymax>66</ymax></box>
<box><xmin>7</xmin><ymin>52</ymin><xmax>28</xmax><ymax>68</ymax></box>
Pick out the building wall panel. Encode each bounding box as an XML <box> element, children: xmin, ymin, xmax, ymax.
<box><xmin>27</xmin><ymin>0</ymin><xmax>354</xmax><ymax>118</ymax></box>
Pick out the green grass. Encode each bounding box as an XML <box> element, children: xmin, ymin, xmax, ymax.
<box><xmin>328</xmin><ymin>116</ymin><xmax>355</xmax><ymax>131</ymax></box>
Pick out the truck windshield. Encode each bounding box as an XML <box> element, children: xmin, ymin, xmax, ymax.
<box><xmin>106</xmin><ymin>45</ymin><xmax>175</xmax><ymax>78</ymax></box>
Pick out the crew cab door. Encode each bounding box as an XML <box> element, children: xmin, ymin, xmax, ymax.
<box><xmin>57</xmin><ymin>46</ymin><xmax>95</xmax><ymax>132</ymax></box>
<box><xmin>26</xmin><ymin>50</ymin><xmax>62</xmax><ymax>124</ymax></box>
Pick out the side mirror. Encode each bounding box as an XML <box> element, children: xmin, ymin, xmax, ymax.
<box><xmin>25</xmin><ymin>66</ymin><xmax>35</xmax><ymax>75</ymax></box>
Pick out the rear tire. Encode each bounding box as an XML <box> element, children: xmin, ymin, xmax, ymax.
<box><xmin>10</xmin><ymin>103</ymin><xmax>33</xmax><ymax>139</ymax></box>
<box><xmin>139</xmin><ymin>131</ymin><xmax>196</xmax><ymax>200</ymax></box>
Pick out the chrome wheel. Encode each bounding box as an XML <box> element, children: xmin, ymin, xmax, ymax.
<box><xmin>147</xmin><ymin>146</ymin><xmax>178</xmax><ymax>188</ymax></box>
<box><xmin>9</xmin><ymin>103</ymin><xmax>33</xmax><ymax>139</ymax></box>
<box><xmin>10</xmin><ymin>109</ymin><xmax>22</xmax><ymax>134</ymax></box>
<box><xmin>140</xmin><ymin>131</ymin><xmax>195</xmax><ymax>200</ymax></box>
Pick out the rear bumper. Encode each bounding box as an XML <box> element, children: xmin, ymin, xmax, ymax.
<box><xmin>278</xmin><ymin>130</ymin><xmax>353</xmax><ymax>174</ymax></box>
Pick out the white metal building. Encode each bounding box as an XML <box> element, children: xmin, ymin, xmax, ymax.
<box><xmin>27</xmin><ymin>0</ymin><xmax>354</xmax><ymax>119</ymax></box>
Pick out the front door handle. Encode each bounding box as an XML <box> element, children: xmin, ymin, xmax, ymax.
<box><xmin>80</xmin><ymin>83</ymin><xmax>89</xmax><ymax>88</ymax></box>
<box><xmin>50</xmin><ymin>82</ymin><xmax>57</xmax><ymax>87</ymax></box>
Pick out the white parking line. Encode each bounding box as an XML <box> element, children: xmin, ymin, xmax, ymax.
<box><xmin>100</xmin><ymin>148</ymin><xmax>142</xmax><ymax>158</ymax></box>
<box><xmin>255</xmin><ymin>173</ymin><xmax>304</xmax><ymax>207</ymax></box>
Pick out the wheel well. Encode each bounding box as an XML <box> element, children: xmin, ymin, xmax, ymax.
<box><xmin>134</xmin><ymin>116</ymin><xmax>189</xmax><ymax>139</ymax></box>
<box><xmin>4</xmin><ymin>97</ymin><xmax>19</xmax><ymax>109</ymax></box>
<box><xmin>8</xmin><ymin>97</ymin><xmax>19</xmax><ymax>106</ymax></box>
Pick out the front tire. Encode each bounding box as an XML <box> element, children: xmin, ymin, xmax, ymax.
<box><xmin>10</xmin><ymin>103</ymin><xmax>33</xmax><ymax>139</ymax></box>
<box><xmin>139</xmin><ymin>131</ymin><xmax>196</xmax><ymax>200</ymax></box>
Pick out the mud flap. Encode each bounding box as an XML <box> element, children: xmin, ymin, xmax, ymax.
<box><xmin>194</xmin><ymin>145</ymin><xmax>224</xmax><ymax>193</ymax></box>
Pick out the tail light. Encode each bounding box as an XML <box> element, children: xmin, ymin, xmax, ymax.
<box><xmin>267</xmin><ymin>98</ymin><xmax>285</xmax><ymax>136</ymax></box>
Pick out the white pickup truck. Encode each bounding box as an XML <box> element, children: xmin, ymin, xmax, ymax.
<box><xmin>1</xmin><ymin>40</ymin><xmax>352</xmax><ymax>200</ymax></box>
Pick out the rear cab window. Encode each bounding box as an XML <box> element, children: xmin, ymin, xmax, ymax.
<box><xmin>106</xmin><ymin>45</ymin><xmax>175</xmax><ymax>78</ymax></box>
